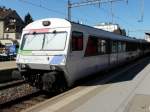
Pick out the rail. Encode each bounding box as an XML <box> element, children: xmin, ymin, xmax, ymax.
<box><xmin>0</xmin><ymin>80</ymin><xmax>24</xmax><ymax>90</ymax></box>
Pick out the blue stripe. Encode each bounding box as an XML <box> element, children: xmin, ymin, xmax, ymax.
<box><xmin>50</xmin><ymin>55</ymin><xmax>64</xmax><ymax>65</ymax></box>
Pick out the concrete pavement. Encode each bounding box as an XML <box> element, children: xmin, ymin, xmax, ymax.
<box><xmin>73</xmin><ymin>58</ymin><xmax>150</xmax><ymax>112</ymax></box>
<box><xmin>0</xmin><ymin>61</ymin><xmax>16</xmax><ymax>70</ymax></box>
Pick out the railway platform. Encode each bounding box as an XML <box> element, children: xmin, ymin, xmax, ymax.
<box><xmin>23</xmin><ymin>56</ymin><xmax>150</xmax><ymax>112</ymax></box>
<box><xmin>0</xmin><ymin>61</ymin><xmax>16</xmax><ymax>70</ymax></box>
<box><xmin>0</xmin><ymin>61</ymin><xmax>17</xmax><ymax>83</ymax></box>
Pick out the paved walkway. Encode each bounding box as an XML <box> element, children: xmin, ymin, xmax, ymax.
<box><xmin>73</xmin><ymin>58</ymin><xmax>150</xmax><ymax>112</ymax></box>
<box><xmin>0</xmin><ymin>61</ymin><xmax>17</xmax><ymax>70</ymax></box>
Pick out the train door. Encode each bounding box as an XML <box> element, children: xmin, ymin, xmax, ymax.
<box><xmin>109</xmin><ymin>41</ymin><xmax>118</xmax><ymax>66</ymax></box>
<box><xmin>117</xmin><ymin>41</ymin><xmax>126</xmax><ymax>63</ymax></box>
<box><xmin>96</xmin><ymin>38</ymin><xmax>109</xmax><ymax>70</ymax></box>
<box><xmin>67</xmin><ymin>31</ymin><xmax>84</xmax><ymax>80</ymax></box>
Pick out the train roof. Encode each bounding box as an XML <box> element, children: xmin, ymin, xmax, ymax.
<box><xmin>23</xmin><ymin>18</ymin><xmax>71</xmax><ymax>30</ymax></box>
<box><xmin>23</xmin><ymin>18</ymin><xmax>148</xmax><ymax>43</ymax></box>
<box><xmin>71</xmin><ymin>21</ymin><xmax>146</xmax><ymax>43</ymax></box>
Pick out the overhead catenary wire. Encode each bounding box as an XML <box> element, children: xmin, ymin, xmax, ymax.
<box><xmin>18</xmin><ymin>0</ymin><xmax>97</xmax><ymax>24</ymax></box>
<box><xmin>18</xmin><ymin>0</ymin><xmax>137</xmax><ymax>27</ymax></box>
<box><xmin>58</xmin><ymin>0</ymin><xmax>131</xmax><ymax>27</ymax></box>
<box><xmin>18</xmin><ymin>0</ymin><xmax>147</xmax><ymax>38</ymax></box>
<box><xmin>19</xmin><ymin>0</ymin><xmax>65</xmax><ymax>16</ymax></box>
<box><xmin>19</xmin><ymin>0</ymin><xmax>80</xmax><ymax>21</ymax></box>
<box><xmin>67</xmin><ymin>0</ymin><xmax>127</xmax><ymax>21</ymax></box>
<box><xmin>98</xmin><ymin>9</ymin><xmax>146</xmax><ymax>38</ymax></box>
<box><xmin>93</xmin><ymin>1</ymin><xmax>147</xmax><ymax>37</ymax></box>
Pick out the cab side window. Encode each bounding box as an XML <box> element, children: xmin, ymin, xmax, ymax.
<box><xmin>71</xmin><ymin>31</ymin><xmax>83</xmax><ymax>51</ymax></box>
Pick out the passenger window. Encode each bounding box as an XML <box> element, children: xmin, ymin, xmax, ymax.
<box><xmin>85</xmin><ymin>36</ymin><xmax>107</xmax><ymax>56</ymax></box>
<box><xmin>118</xmin><ymin>42</ymin><xmax>122</xmax><ymax>52</ymax></box>
<box><xmin>118</xmin><ymin>41</ymin><xmax>126</xmax><ymax>52</ymax></box>
<box><xmin>126</xmin><ymin>42</ymin><xmax>137</xmax><ymax>51</ymax></box>
<box><xmin>85</xmin><ymin>37</ymin><xmax>97</xmax><ymax>56</ymax></box>
<box><xmin>122</xmin><ymin>42</ymin><xmax>126</xmax><ymax>52</ymax></box>
<box><xmin>111</xmin><ymin>41</ymin><xmax>118</xmax><ymax>53</ymax></box>
<box><xmin>71</xmin><ymin>31</ymin><xmax>83</xmax><ymax>51</ymax></box>
<box><xmin>97</xmin><ymin>39</ymin><xmax>106</xmax><ymax>54</ymax></box>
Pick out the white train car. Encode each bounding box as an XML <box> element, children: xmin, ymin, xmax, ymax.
<box><xmin>16</xmin><ymin>18</ymin><xmax>150</xmax><ymax>92</ymax></box>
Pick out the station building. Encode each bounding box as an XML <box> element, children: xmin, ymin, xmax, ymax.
<box><xmin>94</xmin><ymin>23</ymin><xmax>126</xmax><ymax>36</ymax></box>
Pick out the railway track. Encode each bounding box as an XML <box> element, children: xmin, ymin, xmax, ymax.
<box><xmin>0</xmin><ymin>80</ymin><xmax>39</xmax><ymax>105</ymax></box>
<box><xmin>0</xmin><ymin>80</ymin><xmax>52</xmax><ymax>112</ymax></box>
<box><xmin>0</xmin><ymin>91</ymin><xmax>49</xmax><ymax>112</ymax></box>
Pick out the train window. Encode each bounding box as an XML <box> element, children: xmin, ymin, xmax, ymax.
<box><xmin>97</xmin><ymin>39</ymin><xmax>106</xmax><ymax>54</ymax></box>
<box><xmin>118</xmin><ymin>42</ymin><xmax>122</xmax><ymax>52</ymax></box>
<box><xmin>126</xmin><ymin>42</ymin><xmax>130</xmax><ymax>51</ymax></box>
<box><xmin>122</xmin><ymin>42</ymin><xmax>126</xmax><ymax>52</ymax></box>
<box><xmin>71</xmin><ymin>31</ymin><xmax>83</xmax><ymax>51</ymax></box>
<box><xmin>126</xmin><ymin>42</ymin><xmax>137</xmax><ymax>51</ymax></box>
<box><xmin>85</xmin><ymin>37</ymin><xmax>97</xmax><ymax>56</ymax></box>
<box><xmin>111</xmin><ymin>41</ymin><xmax>118</xmax><ymax>53</ymax></box>
<box><xmin>85</xmin><ymin>36</ymin><xmax>107</xmax><ymax>56</ymax></box>
<box><xmin>105</xmin><ymin>40</ymin><xmax>111</xmax><ymax>54</ymax></box>
<box><xmin>118</xmin><ymin>41</ymin><xmax>126</xmax><ymax>52</ymax></box>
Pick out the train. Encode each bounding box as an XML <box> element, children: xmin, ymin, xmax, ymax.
<box><xmin>16</xmin><ymin>18</ymin><xmax>150</xmax><ymax>92</ymax></box>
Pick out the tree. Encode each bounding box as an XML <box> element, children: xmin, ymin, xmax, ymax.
<box><xmin>24</xmin><ymin>13</ymin><xmax>33</xmax><ymax>26</ymax></box>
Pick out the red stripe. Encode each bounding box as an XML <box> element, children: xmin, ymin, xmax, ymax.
<box><xmin>29</xmin><ymin>28</ymin><xmax>49</xmax><ymax>33</ymax></box>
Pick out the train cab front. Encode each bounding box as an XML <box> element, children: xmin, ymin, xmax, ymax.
<box><xmin>16</xmin><ymin>26</ymin><xmax>70</xmax><ymax>92</ymax></box>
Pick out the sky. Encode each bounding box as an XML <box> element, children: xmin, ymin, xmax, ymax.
<box><xmin>0</xmin><ymin>0</ymin><xmax>150</xmax><ymax>39</ymax></box>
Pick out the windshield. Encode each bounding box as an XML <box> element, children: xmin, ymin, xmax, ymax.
<box><xmin>21</xmin><ymin>32</ymin><xmax>67</xmax><ymax>51</ymax></box>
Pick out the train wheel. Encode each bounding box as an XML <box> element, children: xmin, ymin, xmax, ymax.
<box><xmin>53</xmin><ymin>72</ymin><xmax>68</xmax><ymax>93</ymax></box>
<box><xmin>42</xmin><ymin>71</ymin><xmax>68</xmax><ymax>93</ymax></box>
<box><xmin>12</xmin><ymin>70</ymin><xmax>23</xmax><ymax>80</ymax></box>
<box><xmin>42</xmin><ymin>72</ymin><xmax>56</xmax><ymax>92</ymax></box>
